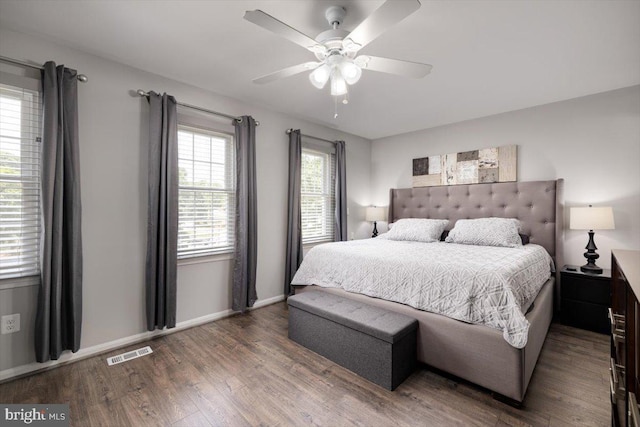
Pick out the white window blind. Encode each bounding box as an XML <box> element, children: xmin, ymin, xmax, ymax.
<box><xmin>0</xmin><ymin>84</ymin><xmax>42</xmax><ymax>280</ymax></box>
<box><xmin>301</xmin><ymin>148</ymin><xmax>335</xmax><ymax>244</ymax></box>
<box><xmin>177</xmin><ymin>125</ymin><xmax>235</xmax><ymax>258</ymax></box>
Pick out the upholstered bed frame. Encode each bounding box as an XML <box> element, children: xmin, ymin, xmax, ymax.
<box><xmin>295</xmin><ymin>179</ymin><xmax>564</xmax><ymax>403</ymax></box>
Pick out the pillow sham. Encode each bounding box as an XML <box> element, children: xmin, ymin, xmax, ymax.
<box><xmin>445</xmin><ymin>217</ymin><xmax>522</xmax><ymax>248</ymax></box>
<box><xmin>440</xmin><ymin>229</ymin><xmax>530</xmax><ymax>244</ymax></box>
<box><xmin>382</xmin><ymin>218</ymin><xmax>449</xmax><ymax>243</ymax></box>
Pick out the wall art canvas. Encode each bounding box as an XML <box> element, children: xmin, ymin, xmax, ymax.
<box><xmin>412</xmin><ymin>145</ymin><xmax>517</xmax><ymax>187</ymax></box>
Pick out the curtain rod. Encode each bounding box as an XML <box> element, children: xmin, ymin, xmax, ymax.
<box><xmin>0</xmin><ymin>55</ymin><xmax>88</xmax><ymax>82</ymax></box>
<box><xmin>286</xmin><ymin>128</ymin><xmax>336</xmax><ymax>145</ymax></box>
<box><xmin>136</xmin><ymin>90</ymin><xmax>259</xmax><ymax>126</ymax></box>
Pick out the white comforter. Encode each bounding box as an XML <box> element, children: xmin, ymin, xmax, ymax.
<box><xmin>291</xmin><ymin>239</ymin><xmax>553</xmax><ymax>348</ymax></box>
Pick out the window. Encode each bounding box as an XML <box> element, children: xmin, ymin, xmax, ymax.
<box><xmin>0</xmin><ymin>83</ymin><xmax>42</xmax><ymax>280</ymax></box>
<box><xmin>301</xmin><ymin>147</ymin><xmax>335</xmax><ymax>244</ymax></box>
<box><xmin>177</xmin><ymin>125</ymin><xmax>235</xmax><ymax>258</ymax></box>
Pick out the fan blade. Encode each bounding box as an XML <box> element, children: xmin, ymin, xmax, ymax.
<box><xmin>252</xmin><ymin>62</ymin><xmax>320</xmax><ymax>85</ymax></box>
<box><xmin>360</xmin><ymin>56</ymin><xmax>432</xmax><ymax>78</ymax></box>
<box><xmin>244</xmin><ymin>10</ymin><xmax>319</xmax><ymax>51</ymax></box>
<box><xmin>344</xmin><ymin>0</ymin><xmax>421</xmax><ymax>50</ymax></box>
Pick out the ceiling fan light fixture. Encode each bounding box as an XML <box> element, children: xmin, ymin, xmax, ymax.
<box><xmin>339</xmin><ymin>60</ymin><xmax>362</xmax><ymax>85</ymax></box>
<box><xmin>309</xmin><ymin>64</ymin><xmax>331</xmax><ymax>89</ymax></box>
<box><xmin>330</xmin><ymin>71</ymin><xmax>348</xmax><ymax>96</ymax></box>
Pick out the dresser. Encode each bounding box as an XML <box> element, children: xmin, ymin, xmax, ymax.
<box><xmin>610</xmin><ymin>249</ymin><xmax>640</xmax><ymax>427</ymax></box>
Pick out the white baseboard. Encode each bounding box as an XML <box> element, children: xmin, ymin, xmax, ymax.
<box><xmin>0</xmin><ymin>294</ymin><xmax>285</xmax><ymax>383</ymax></box>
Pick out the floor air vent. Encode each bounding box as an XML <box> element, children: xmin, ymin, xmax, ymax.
<box><xmin>107</xmin><ymin>346</ymin><xmax>153</xmax><ymax>366</ymax></box>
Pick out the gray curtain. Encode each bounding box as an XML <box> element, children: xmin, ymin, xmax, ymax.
<box><xmin>35</xmin><ymin>61</ymin><xmax>83</xmax><ymax>362</ymax></box>
<box><xmin>334</xmin><ymin>140</ymin><xmax>347</xmax><ymax>241</ymax></box>
<box><xmin>232</xmin><ymin>116</ymin><xmax>258</xmax><ymax>312</ymax></box>
<box><xmin>284</xmin><ymin>130</ymin><xmax>303</xmax><ymax>296</ymax></box>
<box><xmin>145</xmin><ymin>92</ymin><xmax>178</xmax><ymax>331</ymax></box>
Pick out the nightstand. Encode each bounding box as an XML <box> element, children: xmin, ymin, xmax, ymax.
<box><xmin>560</xmin><ymin>265</ymin><xmax>611</xmax><ymax>334</ymax></box>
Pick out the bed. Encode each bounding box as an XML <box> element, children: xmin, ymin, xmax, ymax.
<box><xmin>291</xmin><ymin>179</ymin><xmax>564</xmax><ymax>403</ymax></box>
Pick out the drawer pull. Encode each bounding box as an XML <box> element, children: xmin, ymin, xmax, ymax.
<box><xmin>630</xmin><ymin>392</ymin><xmax>640</xmax><ymax>427</ymax></box>
<box><xmin>609</xmin><ymin>308</ymin><xmax>626</xmax><ymax>333</ymax></box>
<box><xmin>613</xmin><ymin>337</ymin><xmax>626</xmax><ymax>365</ymax></box>
<box><xmin>609</xmin><ymin>307</ymin><xmax>626</xmax><ymax>322</ymax></box>
<box><xmin>610</xmin><ymin>357</ymin><xmax>626</xmax><ymax>402</ymax></box>
<box><xmin>611</xmin><ymin>358</ymin><xmax>626</xmax><ymax>378</ymax></box>
<box><xmin>613</xmin><ymin>332</ymin><xmax>626</xmax><ymax>346</ymax></box>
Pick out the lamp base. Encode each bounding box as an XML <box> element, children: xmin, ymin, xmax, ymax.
<box><xmin>580</xmin><ymin>263</ymin><xmax>603</xmax><ymax>274</ymax></box>
<box><xmin>371</xmin><ymin>221</ymin><xmax>378</xmax><ymax>238</ymax></box>
<box><xmin>580</xmin><ymin>230</ymin><xmax>602</xmax><ymax>274</ymax></box>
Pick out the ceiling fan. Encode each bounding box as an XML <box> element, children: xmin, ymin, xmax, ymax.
<box><xmin>244</xmin><ymin>0</ymin><xmax>432</xmax><ymax>112</ymax></box>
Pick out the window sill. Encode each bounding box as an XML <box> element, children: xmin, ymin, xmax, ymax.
<box><xmin>178</xmin><ymin>252</ymin><xmax>234</xmax><ymax>266</ymax></box>
<box><xmin>303</xmin><ymin>240</ymin><xmax>333</xmax><ymax>250</ymax></box>
<box><xmin>0</xmin><ymin>275</ymin><xmax>40</xmax><ymax>291</ymax></box>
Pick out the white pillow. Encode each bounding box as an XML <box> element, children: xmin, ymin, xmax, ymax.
<box><xmin>382</xmin><ymin>218</ymin><xmax>449</xmax><ymax>243</ymax></box>
<box><xmin>445</xmin><ymin>217</ymin><xmax>522</xmax><ymax>248</ymax></box>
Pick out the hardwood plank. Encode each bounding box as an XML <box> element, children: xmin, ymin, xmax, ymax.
<box><xmin>180</xmin><ymin>381</ymin><xmax>249</xmax><ymax>427</ymax></box>
<box><xmin>525</xmin><ymin>384</ymin><xmax>609</xmax><ymax>426</ymax></box>
<box><xmin>119</xmin><ymin>381</ymin><xmax>198</xmax><ymax>426</ymax></box>
<box><xmin>446</xmin><ymin>379</ymin><xmax>551</xmax><ymax>427</ymax></box>
<box><xmin>171</xmin><ymin>410</ymin><xmax>213</xmax><ymax>427</ymax></box>
<box><xmin>397</xmin><ymin>370</ymin><xmax>500</xmax><ymax>426</ymax></box>
<box><xmin>0</xmin><ymin>382</ymin><xmax>12</xmax><ymax>404</ymax></box>
<box><xmin>82</xmin><ymin>398</ymin><xmax>133</xmax><ymax>427</ymax></box>
<box><xmin>0</xmin><ymin>303</ymin><xmax>609</xmax><ymax>427</ymax></box>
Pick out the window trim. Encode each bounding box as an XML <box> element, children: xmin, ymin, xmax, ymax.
<box><xmin>176</xmin><ymin>124</ymin><xmax>236</xmax><ymax>259</ymax></box>
<box><xmin>0</xmin><ymin>275</ymin><xmax>39</xmax><ymax>290</ymax></box>
<box><xmin>177</xmin><ymin>252</ymin><xmax>234</xmax><ymax>266</ymax></box>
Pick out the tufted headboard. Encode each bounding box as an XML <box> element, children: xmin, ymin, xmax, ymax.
<box><xmin>388</xmin><ymin>179</ymin><xmax>564</xmax><ymax>266</ymax></box>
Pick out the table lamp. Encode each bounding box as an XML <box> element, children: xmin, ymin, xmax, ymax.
<box><xmin>569</xmin><ymin>205</ymin><xmax>615</xmax><ymax>274</ymax></box>
<box><xmin>365</xmin><ymin>206</ymin><xmax>386</xmax><ymax>238</ymax></box>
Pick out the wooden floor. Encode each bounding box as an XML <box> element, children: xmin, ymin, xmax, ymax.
<box><xmin>0</xmin><ymin>302</ymin><xmax>609</xmax><ymax>426</ymax></box>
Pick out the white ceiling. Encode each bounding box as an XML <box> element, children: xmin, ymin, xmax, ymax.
<box><xmin>1</xmin><ymin>0</ymin><xmax>639</xmax><ymax>139</ymax></box>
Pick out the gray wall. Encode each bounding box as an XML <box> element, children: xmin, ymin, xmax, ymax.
<box><xmin>371</xmin><ymin>86</ymin><xmax>640</xmax><ymax>268</ymax></box>
<box><xmin>0</xmin><ymin>28</ymin><xmax>372</xmax><ymax>373</ymax></box>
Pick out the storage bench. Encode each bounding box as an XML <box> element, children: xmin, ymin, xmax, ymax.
<box><xmin>288</xmin><ymin>291</ymin><xmax>418</xmax><ymax>390</ymax></box>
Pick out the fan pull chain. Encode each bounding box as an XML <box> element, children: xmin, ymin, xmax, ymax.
<box><xmin>333</xmin><ymin>92</ymin><xmax>350</xmax><ymax>118</ymax></box>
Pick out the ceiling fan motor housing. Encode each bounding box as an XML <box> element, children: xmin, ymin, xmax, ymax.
<box><xmin>315</xmin><ymin>29</ymin><xmax>351</xmax><ymax>53</ymax></box>
<box><xmin>315</xmin><ymin>7</ymin><xmax>354</xmax><ymax>61</ymax></box>
<box><xmin>325</xmin><ymin>6</ymin><xmax>346</xmax><ymax>27</ymax></box>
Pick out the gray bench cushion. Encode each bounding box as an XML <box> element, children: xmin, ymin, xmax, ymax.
<box><xmin>288</xmin><ymin>291</ymin><xmax>417</xmax><ymax>343</ymax></box>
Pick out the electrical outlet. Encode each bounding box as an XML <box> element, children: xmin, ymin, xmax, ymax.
<box><xmin>1</xmin><ymin>313</ymin><xmax>20</xmax><ymax>334</ymax></box>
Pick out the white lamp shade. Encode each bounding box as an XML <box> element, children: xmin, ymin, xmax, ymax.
<box><xmin>330</xmin><ymin>71</ymin><xmax>348</xmax><ymax>96</ymax></box>
<box><xmin>570</xmin><ymin>206</ymin><xmax>615</xmax><ymax>230</ymax></box>
<box><xmin>309</xmin><ymin>64</ymin><xmax>331</xmax><ymax>89</ymax></box>
<box><xmin>365</xmin><ymin>206</ymin><xmax>386</xmax><ymax>222</ymax></box>
<box><xmin>338</xmin><ymin>60</ymin><xmax>362</xmax><ymax>85</ymax></box>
